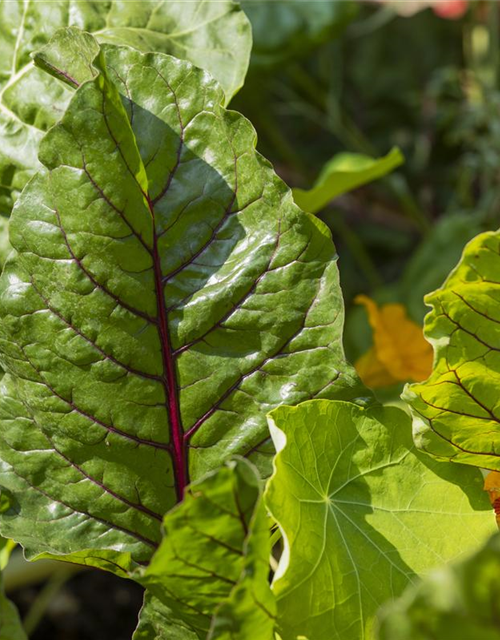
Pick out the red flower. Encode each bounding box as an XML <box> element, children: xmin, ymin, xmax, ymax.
<box><xmin>432</xmin><ymin>0</ymin><xmax>468</xmax><ymax>19</ymax></box>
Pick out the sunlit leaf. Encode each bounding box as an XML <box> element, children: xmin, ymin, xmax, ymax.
<box><xmin>404</xmin><ymin>231</ymin><xmax>500</xmax><ymax>469</ymax></box>
<box><xmin>265</xmin><ymin>399</ymin><xmax>495</xmax><ymax>640</ymax></box>
<box><xmin>138</xmin><ymin>458</ymin><xmax>275</xmax><ymax>639</ymax></box>
<box><xmin>377</xmin><ymin>533</ymin><xmax>500</xmax><ymax>640</ymax></box>
<box><xmin>292</xmin><ymin>148</ymin><xmax>404</xmax><ymax>215</ymax></box>
<box><xmin>0</xmin><ymin>34</ymin><xmax>363</xmax><ymax>570</ymax></box>
<box><xmin>0</xmin><ymin>0</ymin><xmax>252</xmax><ymax>218</ymax></box>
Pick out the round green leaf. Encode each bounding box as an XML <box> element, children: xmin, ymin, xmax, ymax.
<box><xmin>265</xmin><ymin>400</ymin><xmax>495</xmax><ymax>640</ymax></box>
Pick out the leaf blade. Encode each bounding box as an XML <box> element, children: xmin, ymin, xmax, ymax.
<box><xmin>403</xmin><ymin>230</ymin><xmax>500</xmax><ymax>469</ymax></box>
<box><xmin>0</xmin><ymin>40</ymin><xmax>363</xmax><ymax>568</ymax></box>
<box><xmin>293</xmin><ymin>148</ymin><xmax>404</xmax><ymax>214</ymax></box>
<box><xmin>265</xmin><ymin>399</ymin><xmax>495</xmax><ymax>640</ymax></box>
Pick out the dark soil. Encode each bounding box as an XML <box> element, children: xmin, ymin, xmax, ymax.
<box><xmin>10</xmin><ymin>569</ymin><xmax>145</xmax><ymax>640</ymax></box>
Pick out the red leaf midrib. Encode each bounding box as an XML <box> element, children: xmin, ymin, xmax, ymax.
<box><xmin>148</xmin><ymin>195</ymin><xmax>188</xmax><ymax>501</ymax></box>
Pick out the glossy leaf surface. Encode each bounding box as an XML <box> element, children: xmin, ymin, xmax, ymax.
<box><xmin>265</xmin><ymin>400</ymin><xmax>495</xmax><ymax>640</ymax></box>
<box><xmin>404</xmin><ymin>230</ymin><xmax>500</xmax><ymax>469</ymax></box>
<box><xmin>139</xmin><ymin>458</ymin><xmax>275</xmax><ymax>639</ymax></box>
<box><xmin>0</xmin><ymin>0</ymin><xmax>251</xmax><ymax>217</ymax></box>
<box><xmin>292</xmin><ymin>148</ymin><xmax>404</xmax><ymax>214</ymax></box>
<box><xmin>377</xmin><ymin>533</ymin><xmax>500</xmax><ymax>640</ymax></box>
<box><xmin>0</xmin><ymin>40</ymin><xmax>363</xmax><ymax>567</ymax></box>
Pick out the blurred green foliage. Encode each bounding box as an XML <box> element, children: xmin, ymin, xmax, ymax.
<box><xmin>236</xmin><ymin>0</ymin><xmax>500</xmax><ymax>376</ymax></box>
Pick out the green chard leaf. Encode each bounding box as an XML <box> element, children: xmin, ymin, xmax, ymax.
<box><xmin>134</xmin><ymin>593</ymin><xmax>197</xmax><ymax>640</ymax></box>
<box><xmin>241</xmin><ymin>0</ymin><xmax>358</xmax><ymax>68</ymax></box>
<box><xmin>0</xmin><ymin>38</ymin><xmax>364</xmax><ymax>568</ymax></box>
<box><xmin>377</xmin><ymin>533</ymin><xmax>500</xmax><ymax>640</ymax></box>
<box><xmin>292</xmin><ymin>148</ymin><xmax>404</xmax><ymax>215</ymax></box>
<box><xmin>137</xmin><ymin>458</ymin><xmax>275</xmax><ymax>639</ymax></box>
<box><xmin>265</xmin><ymin>400</ymin><xmax>495</xmax><ymax>640</ymax></box>
<box><xmin>404</xmin><ymin>230</ymin><xmax>500</xmax><ymax>469</ymax></box>
<box><xmin>0</xmin><ymin>0</ymin><xmax>251</xmax><ymax>218</ymax></box>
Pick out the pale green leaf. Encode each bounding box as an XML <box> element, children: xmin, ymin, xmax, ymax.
<box><xmin>403</xmin><ymin>230</ymin><xmax>500</xmax><ymax>469</ymax></box>
<box><xmin>0</xmin><ymin>38</ymin><xmax>363</xmax><ymax>570</ymax></box>
<box><xmin>377</xmin><ymin>533</ymin><xmax>500</xmax><ymax>640</ymax></box>
<box><xmin>265</xmin><ymin>400</ymin><xmax>495</xmax><ymax>640</ymax></box>
<box><xmin>292</xmin><ymin>148</ymin><xmax>404</xmax><ymax>214</ymax></box>
<box><xmin>139</xmin><ymin>458</ymin><xmax>275</xmax><ymax>639</ymax></box>
<box><xmin>0</xmin><ymin>0</ymin><xmax>251</xmax><ymax>217</ymax></box>
<box><xmin>32</xmin><ymin>27</ymin><xmax>100</xmax><ymax>89</ymax></box>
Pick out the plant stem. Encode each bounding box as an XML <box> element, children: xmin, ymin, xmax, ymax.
<box><xmin>22</xmin><ymin>567</ymin><xmax>74</xmax><ymax>637</ymax></box>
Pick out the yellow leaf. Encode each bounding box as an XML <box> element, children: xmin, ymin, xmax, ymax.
<box><xmin>354</xmin><ymin>295</ymin><xmax>433</xmax><ymax>388</ymax></box>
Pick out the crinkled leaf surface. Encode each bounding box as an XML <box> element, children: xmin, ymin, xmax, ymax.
<box><xmin>0</xmin><ymin>0</ymin><xmax>251</xmax><ymax>217</ymax></box>
<box><xmin>404</xmin><ymin>230</ymin><xmax>500</xmax><ymax>470</ymax></box>
<box><xmin>241</xmin><ymin>0</ymin><xmax>358</xmax><ymax>68</ymax></box>
<box><xmin>292</xmin><ymin>148</ymin><xmax>404</xmax><ymax>215</ymax></box>
<box><xmin>377</xmin><ymin>533</ymin><xmax>500</xmax><ymax>640</ymax></box>
<box><xmin>265</xmin><ymin>400</ymin><xmax>495</xmax><ymax>640</ymax></box>
<box><xmin>0</xmin><ymin>41</ymin><xmax>363</xmax><ymax>567</ymax></box>
<box><xmin>139</xmin><ymin>458</ymin><xmax>275</xmax><ymax>639</ymax></box>
<box><xmin>134</xmin><ymin>593</ymin><xmax>197</xmax><ymax>640</ymax></box>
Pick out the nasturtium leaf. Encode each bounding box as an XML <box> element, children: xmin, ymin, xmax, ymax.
<box><xmin>265</xmin><ymin>400</ymin><xmax>495</xmax><ymax>640</ymax></box>
<box><xmin>0</xmin><ymin>38</ymin><xmax>364</xmax><ymax>568</ymax></box>
<box><xmin>139</xmin><ymin>458</ymin><xmax>275</xmax><ymax>639</ymax></box>
<box><xmin>377</xmin><ymin>533</ymin><xmax>500</xmax><ymax>640</ymax></box>
<box><xmin>0</xmin><ymin>0</ymin><xmax>251</xmax><ymax>217</ymax></box>
<box><xmin>403</xmin><ymin>230</ymin><xmax>500</xmax><ymax>469</ymax></box>
<box><xmin>292</xmin><ymin>148</ymin><xmax>404</xmax><ymax>215</ymax></box>
<box><xmin>241</xmin><ymin>0</ymin><xmax>358</xmax><ymax>68</ymax></box>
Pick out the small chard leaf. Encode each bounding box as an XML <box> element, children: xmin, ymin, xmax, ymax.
<box><xmin>292</xmin><ymin>148</ymin><xmax>404</xmax><ymax>214</ymax></box>
<box><xmin>0</xmin><ymin>39</ymin><xmax>363</xmax><ymax>567</ymax></box>
<box><xmin>377</xmin><ymin>533</ymin><xmax>500</xmax><ymax>640</ymax></box>
<box><xmin>241</xmin><ymin>0</ymin><xmax>358</xmax><ymax>67</ymax></box>
<box><xmin>0</xmin><ymin>0</ymin><xmax>251</xmax><ymax>218</ymax></box>
<box><xmin>134</xmin><ymin>593</ymin><xmax>198</xmax><ymax>640</ymax></box>
<box><xmin>404</xmin><ymin>231</ymin><xmax>500</xmax><ymax>469</ymax></box>
<box><xmin>265</xmin><ymin>400</ymin><xmax>495</xmax><ymax>640</ymax></box>
<box><xmin>32</xmin><ymin>27</ymin><xmax>100</xmax><ymax>88</ymax></box>
<box><xmin>138</xmin><ymin>458</ymin><xmax>275</xmax><ymax>639</ymax></box>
